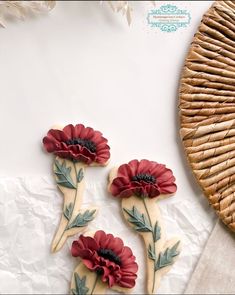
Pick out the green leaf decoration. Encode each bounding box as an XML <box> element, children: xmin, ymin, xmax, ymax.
<box><xmin>54</xmin><ymin>160</ymin><xmax>76</xmax><ymax>189</ymax></box>
<box><xmin>64</xmin><ymin>203</ymin><xmax>73</xmax><ymax>220</ymax></box>
<box><xmin>155</xmin><ymin>241</ymin><xmax>180</xmax><ymax>271</ymax></box>
<box><xmin>77</xmin><ymin>168</ymin><xmax>84</xmax><ymax>183</ymax></box>
<box><xmin>123</xmin><ymin>206</ymin><xmax>152</xmax><ymax>232</ymax></box>
<box><xmin>71</xmin><ymin>272</ymin><xmax>89</xmax><ymax>295</ymax></box>
<box><xmin>67</xmin><ymin>209</ymin><xmax>96</xmax><ymax>230</ymax></box>
<box><xmin>153</xmin><ymin>222</ymin><xmax>161</xmax><ymax>242</ymax></box>
<box><xmin>148</xmin><ymin>244</ymin><xmax>156</xmax><ymax>261</ymax></box>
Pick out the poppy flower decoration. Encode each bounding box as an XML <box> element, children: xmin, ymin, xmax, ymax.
<box><xmin>42</xmin><ymin>124</ymin><xmax>110</xmax><ymax>253</ymax></box>
<box><xmin>70</xmin><ymin>231</ymin><xmax>138</xmax><ymax>294</ymax></box>
<box><xmin>108</xmin><ymin>160</ymin><xmax>181</xmax><ymax>294</ymax></box>
<box><xmin>110</xmin><ymin>159</ymin><xmax>177</xmax><ymax>198</ymax></box>
<box><xmin>43</xmin><ymin>124</ymin><xmax>110</xmax><ymax>165</ymax></box>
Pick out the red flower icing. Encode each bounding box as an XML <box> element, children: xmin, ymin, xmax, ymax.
<box><xmin>71</xmin><ymin>230</ymin><xmax>138</xmax><ymax>288</ymax></box>
<box><xmin>110</xmin><ymin>159</ymin><xmax>177</xmax><ymax>198</ymax></box>
<box><xmin>43</xmin><ymin>124</ymin><xmax>110</xmax><ymax>165</ymax></box>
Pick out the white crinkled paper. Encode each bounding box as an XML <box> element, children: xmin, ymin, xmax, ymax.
<box><xmin>0</xmin><ymin>176</ymin><xmax>216</xmax><ymax>294</ymax></box>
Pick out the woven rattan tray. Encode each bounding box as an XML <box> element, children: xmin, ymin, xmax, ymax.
<box><xmin>179</xmin><ymin>0</ymin><xmax>235</xmax><ymax>232</ymax></box>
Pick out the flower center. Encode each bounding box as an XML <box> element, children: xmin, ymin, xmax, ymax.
<box><xmin>132</xmin><ymin>173</ymin><xmax>156</xmax><ymax>184</ymax></box>
<box><xmin>98</xmin><ymin>248</ymin><xmax>121</xmax><ymax>265</ymax></box>
<box><xmin>65</xmin><ymin>138</ymin><xmax>96</xmax><ymax>153</ymax></box>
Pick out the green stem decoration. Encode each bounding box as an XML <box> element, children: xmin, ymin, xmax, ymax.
<box><xmin>142</xmin><ymin>197</ymin><xmax>156</xmax><ymax>294</ymax></box>
<box><xmin>54</xmin><ymin>161</ymin><xmax>79</xmax><ymax>251</ymax></box>
<box><xmin>54</xmin><ymin>228</ymin><xmax>66</xmax><ymax>252</ymax></box>
<box><xmin>123</xmin><ymin>197</ymin><xmax>180</xmax><ymax>294</ymax></box>
<box><xmin>52</xmin><ymin>159</ymin><xmax>96</xmax><ymax>252</ymax></box>
<box><xmin>90</xmin><ymin>274</ymin><xmax>99</xmax><ymax>295</ymax></box>
<box><xmin>71</xmin><ymin>161</ymin><xmax>79</xmax><ymax>217</ymax></box>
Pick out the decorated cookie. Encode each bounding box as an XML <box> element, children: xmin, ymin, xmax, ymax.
<box><xmin>179</xmin><ymin>0</ymin><xmax>235</xmax><ymax>232</ymax></box>
<box><xmin>108</xmin><ymin>159</ymin><xmax>181</xmax><ymax>294</ymax></box>
<box><xmin>43</xmin><ymin>124</ymin><xmax>110</xmax><ymax>252</ymax></box>
<box><xmin>70</xmin><ymin>230</ymin><xmax>138</xmax><ymax>294</ymax></box>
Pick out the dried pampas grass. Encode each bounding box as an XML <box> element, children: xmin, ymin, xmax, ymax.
<box><xmin>0</xmin><ymin>1</ymin><xmax>155</xmax><ymax>28</ymax></box>
<box><xmin>104</xmin><ymin>1</ymin><xmax>156</xmax><ymax>25</ymax></box>
<box><xmin>0</xmin><ymin>1</ymin><xmax>55</xmax><ymax>27</ymax></box>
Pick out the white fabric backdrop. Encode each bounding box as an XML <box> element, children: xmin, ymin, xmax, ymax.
<box><xmin>0</xmin><ymin>1</ymin><xmax>216</xmax><ymax>294</ymax></box>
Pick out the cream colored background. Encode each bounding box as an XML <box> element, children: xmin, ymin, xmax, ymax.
<box><xmin>0</xmin><ymin>1</ymin><xmax>216</xmax><ymax>294</ymax></box>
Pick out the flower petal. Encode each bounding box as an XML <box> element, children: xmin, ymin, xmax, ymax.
<box><xmin>94</xmin><ymin>230</ymin><xmax>107</xmax><ymax>248</ymax></box>
<box><xmin>43</xmin><ymin>136</ymin><xmax>60</xmax><ymax>153</ymax></box>
<box><xmin>110</xmin><ymin>177</ymin><xmax>132</xmax><ymax>196</ymax></box>
<box><xmin>71</xmin><ymin>236</ymin><xmax>98</xmax><ymax>258</ymax></box>
<box><xmin>136</xmin><ymin>159</ymin><xmax>152</xmax><ymax>174</ymax></box>
<box><xmin>118</xmin><ymin>272</ymin><xmax>137</xmax><ymax>288</ymax></box>
<box><xmin>118</xmin><ymin>160</ymin><xmax>139</xmax><ymax>179</ymax></box>
<box><xmin>47</xmin><ymin>129</ymin><xmax>68</xmax><ymax>142</ymax></box>
<box><xmin>63</xmin><ymin>124</ymin><xmax>76</xmax><ymax>138</ymax></box>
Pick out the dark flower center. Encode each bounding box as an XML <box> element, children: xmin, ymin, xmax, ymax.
<box><xmin>96</xmin><ymin>268</ymin><xmax>104</xmax><ymax>275</ymax></box>
<box><xmin>98</xmin><ymin>248</ymin><xmax>121</xmax><ymax>265</ymax></box>
<box><xmin>65</xmin><ymin>138</ymin><xmax>96</xmax><ymax>153</ymax></box>
<box><xmin>132</xmin><ymin>173</ymin><xmax>156</xmax><ymax>184</ymax></box>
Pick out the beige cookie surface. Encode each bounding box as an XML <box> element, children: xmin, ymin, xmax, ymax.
<box><xmin>179</xmin><ymin>0</ymin><xmax>235</xmax><ymax>232</ymax></box>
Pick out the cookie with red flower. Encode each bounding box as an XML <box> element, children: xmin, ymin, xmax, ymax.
<box><xmin>108</xmin><ymin>160</ymin><xmax>180</xmax><ymax>295</ymax></box>
<box><xmin>70</xmin><ymin>230</ymin><xmax>138</xmax><ymax>294</ymax></box>
<box><xmin>42</xmin><ymin>124</ymin><xmax>110</xmax><ymax>253</ymax></box>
